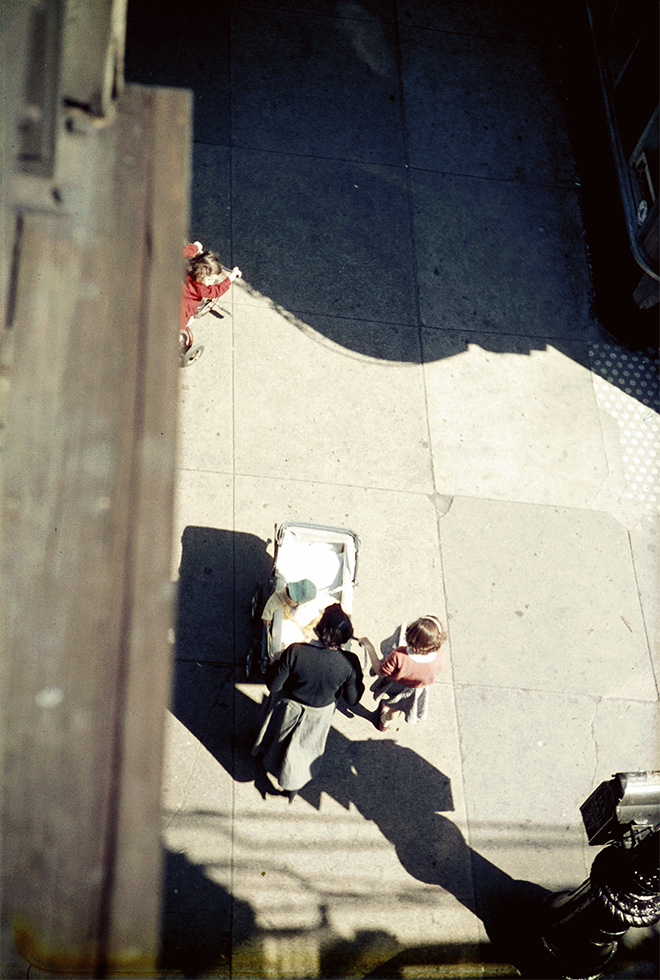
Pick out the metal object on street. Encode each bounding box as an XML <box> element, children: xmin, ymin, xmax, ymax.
<box><xmin>581</xmin><ymin>770</ymin><xmax>660</xmax><ymax>848</ymax></box>
<box><xmin>586</xmin><ymin>0</ymin><xmax>659</xmax><ymax>307</ymax></box>
<box><xmin>539</xmin><ymin>773</ymin><xmax>660</xmax><ymax>979</ymax></box>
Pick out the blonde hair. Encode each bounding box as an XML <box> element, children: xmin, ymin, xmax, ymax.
<box><xmin>405</xmin><ymin>616</ymin><xmax>446</xmax><ymax>653</ymax></box>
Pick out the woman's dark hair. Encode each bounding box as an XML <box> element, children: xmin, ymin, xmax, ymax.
<box><xmin>187</xmin><ymin>250</ymin><xmax>222</xmax><ymax>282</ymax></box>
<box><xmin>315</xmin><ymin>603</ymin><xmax>354</xmax><ymax>649</ymax></box>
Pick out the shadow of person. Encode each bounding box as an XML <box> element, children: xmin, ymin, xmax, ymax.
<box><xmin>379</xmin><ymin>625</ymin><xmax>402</xmax><ymax>660</ymax></box>
<box><xmin>320</xmin><ymin>927</ymin><xmax>401</xmax><ymax>979</ymax></box>
<box><xmin>175</xmin><ymin>524</ymin><xmax>274</xmax><ymax>665</ymax></box>
<box><xmin>169</xmin><ymin>661</ymin><xmax>551</xmax><ymax>975</ymax></box>
<box><xmin>160</xmin><ymin>849</ymin><xmax>256</xmax><ymax>978</ymax></box>
<box><xmin>173</xmin><ymin>525</ymin><xmax>275</xmax><ymax>789</ymax></box>
<box><xmin>305</xmin><ymin>734</ymin><xmax>551</xmax><ymax>975</ymax></box>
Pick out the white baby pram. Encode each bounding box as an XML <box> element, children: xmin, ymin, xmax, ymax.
<box><xmin>247</xmin><ymin>521</ymin><xmax>361</xmax><ymax>677</ymax></box>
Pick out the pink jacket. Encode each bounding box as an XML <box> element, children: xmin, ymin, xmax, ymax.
<box><xmin>378</xmin><ymin>646</ymin><xmax>445</xmax><ymax>688</ymax></box>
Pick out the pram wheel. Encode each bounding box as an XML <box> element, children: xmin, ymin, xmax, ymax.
<box><xmin>246</xmin><ymin>638</ymin><xmax>267</xmax><ymax>679</ymax></box>
<box><xmin>250</xmin><ymin>583</ymin><xmax>265</xmax><ymax>624</ymax></box>
<box><xmin>180</xmin><ymin>343</ymin><xmax>204</xmax><ymax>367</ymax></box>
<box><xmin>246</xmin><ymin>585</ymin><xmax>266</xmax><ymax>678</ymax></box>
<box><xmin>246</xmin><ymin>642</ymin><xmax>255</xmax><ymax>679</ymax></box>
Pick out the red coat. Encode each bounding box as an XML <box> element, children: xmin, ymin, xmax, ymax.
<box><xmin>377</xmin><ymin>646</ymin><xmax>444</xmax><ymax>688</ymax></box>
<box><xmin>180</xmin><ymin>243</ymin><xmax>231</xmax><ymax>328</ymax></box>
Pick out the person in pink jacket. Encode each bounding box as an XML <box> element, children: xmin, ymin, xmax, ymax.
<box><xmin>180</xmin><ymin>241</ymin><xmax>242</xmax><ymax>330</ymax></box>
<box><xmin>372</xmin><ymin>616</ymin><xmax>446</xmax><ymax>731</ymax></box>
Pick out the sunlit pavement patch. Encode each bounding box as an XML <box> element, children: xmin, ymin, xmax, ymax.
<box><xmin>589</xmin><ymin>343</ymin><xmax>660</xmax><ymax>514</ymax></box>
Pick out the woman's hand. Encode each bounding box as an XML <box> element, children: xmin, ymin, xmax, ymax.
<box><xmin>358</xmin><ymin>636</ymin><xmax>380</xmax><ymax>672</ymax></box>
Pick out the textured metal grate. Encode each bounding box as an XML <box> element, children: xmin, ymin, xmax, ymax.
<box><xmin>589</xmin><ymin>343</ymin><xmax>659</xmax><ymax>514</ymax></box>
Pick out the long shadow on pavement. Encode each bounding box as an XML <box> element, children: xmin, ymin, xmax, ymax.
<box><xmin>124</xmin><ymin>0</ymin><xmax>658</xmax><ymax>415</ymax></box>
<box><xmin>170</xmin><ymin>669</ymin><xmax>553</xmax><ymax>975</ymax></box>
<box><xmin>160</xmin><ymin>849</ymin><xmax>256</xmax><ymax>978</ymax></box>
<box><xmin>306</xmin><ymin>730</ymin><xmax>552</xmax><ymax>974</ymax></box>
<box><xmin>171</xmin><ymin>525</ymin><xmax>551</xmax><ymax>974</ymax></box>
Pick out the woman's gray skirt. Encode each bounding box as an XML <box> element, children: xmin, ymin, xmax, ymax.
<box><xmin>371</xmin><ymin>676</ymin><xmax>430</xmax><ymax>724</ymax></box>
<box><xmin>252</xmin><ymin>696</ymin><xmax>336</xmax><ymax>792</ymax></box>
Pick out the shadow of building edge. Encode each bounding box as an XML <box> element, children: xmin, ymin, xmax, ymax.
<box><xmin>124</xmin><ymin>0</ymin><xmax>658</xmax><ymax>414</ymax></box>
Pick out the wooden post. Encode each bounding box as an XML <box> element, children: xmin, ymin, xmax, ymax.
<box><xmin>1</xmin><ymin>83</ymin><xmax>191</xmax><ymax>975</ymax></box>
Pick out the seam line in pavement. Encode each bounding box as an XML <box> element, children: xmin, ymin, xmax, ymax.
<box><xmin>202</xmin><ymin>137</ymin><xmax>578</xmax><ymax>189</ymax></box>
<box><xmin>626</xmin><ymin>523</ymin><xmax>660</xmax><ymax>697</ymax></box>
<box><xmin>453</xmin><ymin>682</ymin><xmax>657</xmax><ymax>704</ymax></box>
<box><xmin>220</xmin><ymin>299</ymin><xmax>600</xmax><ymax>347</ymax></box>
<box><xmin>175</xmin><ymin>468</ymin><xmax>656</xmax><ymax>520</ymax></box>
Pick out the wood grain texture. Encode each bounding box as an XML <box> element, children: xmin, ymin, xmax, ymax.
<box><xmin>1</xmin><ymin>83</ymin><xmax>191</xmax><ymax>975</ymax></box>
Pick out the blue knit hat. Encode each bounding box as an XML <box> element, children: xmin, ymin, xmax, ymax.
<box><xmin>286</xmin><ymin>579</ymin><xmax>317</xmax><ymax>603</ymax></box>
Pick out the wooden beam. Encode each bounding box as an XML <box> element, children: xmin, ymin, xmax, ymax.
<box><xmin>1</xmin><ymin>83</ymin><xmax>191</xmax><ymax>975</ymax></box>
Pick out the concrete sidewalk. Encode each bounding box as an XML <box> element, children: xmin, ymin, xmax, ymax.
<box><xmin>126</xmin><ymin>1</ymin><xmax>659</xmax><ymax>976</ymax></box>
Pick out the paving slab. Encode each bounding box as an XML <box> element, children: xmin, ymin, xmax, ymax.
<box><xmin>440</xmin><ymin>497</ymin><xmax>657</xmax><ymax>701</ymax></box>
<box><xmin>455</xmin><ymin>683</ymin><xmax>660</xmax><ymax>929</ymax></box>
<box><xmin>177</xmin><ymin>309</ymin><xmax>235</xmax><ymax>476</ymax></box>
<box><xmin>124</xmin><ymin>2</ymin><xmax>230</xmax><ymax>146</ymax></box>
<box><xmin>455</xmin><ymin>685</ymin><xmax>601</xmax><ymax>889</ymax></box>
<box><xmin>422</xmin><ymin>332</ymin><xmax>610</xmax><ymax>509</ymax></box>
<box><xmin>243</xmin><ymin>304</ymin><xmax>421</xmax><ymax>362</ymax></box>
<box><xmin>172</xmin><ymin>469</ymin><xmax>234</xmax><ymax>566</ymax></box>
<box><xmin>230</xmin><ymin>5</ymin><xmax>404</xmax><ymax>166</ymax></box>
<box><xmin>400</xmin><ymin>26</ymin><xmax>575</xmax><ymax>184</ymax></box>
<box><xmin>231</xmin><ymin>149</ymin><xmax>416</xmax><ymax>323</ymax></box>
<box><xmin>232</xmin><ymin>303</ymin><xmax>432</xmax><ymax>492</ymax></box>
<box><xmin>412</xmin><ymin>171</ymin><xmax>590</xmax><ymax>336</ymax></box>
<box><xmin>161</xmin><ymin>673</ymin><xmax>250</xmax><ymax>977</ymax></box>
<box><xmin>589</xmin><ymin>341</ymin><xmax>660</xmax><ymax>518</ymax></box>
<box><xmin>172</xmin><ymin>471</ymin><xmax>248</xmax><ymax>665</ymax></box>
<box><xmin>173</xmin><ymin>469</ymin><xmax>450</xmax><ymax>671</ymax></box>
<box><xmin>163</xmin><ymin>668</ymin><xmax>239</xmax><ymax>821</ymax></box>
<box><xmin>189</xmin><ymin>143</ymin><xmax>232</xmax><ymax>260</ymax></box>
<box><xmin>398</xmin><ymin>0</ymin><xmax>536</xmax><ymax>39</ymax></box>
<box><xmin>591</xmin><ymin>696</ymin><xmax>660</xmax><ymax>773</ymax></box>
<box><xmin>627</xmin><ymin>514</ymin><xmax>660</xmax><ymax>682</ymax></box>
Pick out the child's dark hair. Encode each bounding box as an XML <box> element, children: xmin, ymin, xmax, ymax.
<box><xmin>187</xmin><ymin>250</ymin><xmax>222</xmax><ymax>282</ymax></box>
<box><xmin>406</xmin><ymin>616</ymin><xmax>445</xmax><ymax>653</ymax></box>
<box><xmin>315</xmin><ymin>603</ymin><xmax>354</xmax><ymax>649</ymax></box>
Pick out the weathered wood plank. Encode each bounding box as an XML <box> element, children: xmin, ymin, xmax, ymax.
<box><xmin>1</xmin><ymin>83</ymin><xmax>191</xmax><ymax>975</ymax></box>
<box><xmin>103</xmin><ymin>84</ymin><xmax>191</xmax><ymax>972</ymax></box>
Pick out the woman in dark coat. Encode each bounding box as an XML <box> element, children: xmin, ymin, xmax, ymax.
<box><xmin>252</xmin><ymin>603</ymin><xmax>364</xmax><ymax>802</ymax></box>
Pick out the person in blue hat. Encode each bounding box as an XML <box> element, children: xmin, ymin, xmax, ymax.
<box><xmin>261</xmin><ymin>578</ymin><xmax>317</xmax><ymax>624</ymax></box>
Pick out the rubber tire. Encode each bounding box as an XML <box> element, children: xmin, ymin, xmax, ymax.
<box><xmin>250</xmin><ymin>583</ymin><xmax>265</xmax><ymax>624</ymax></box>
<box><xmin>181</xmin><ymin>344</ymin><xmax>204</xmax><ymax>367</ymax></box>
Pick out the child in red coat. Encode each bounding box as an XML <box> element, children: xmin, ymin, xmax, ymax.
<box><xmin>371</xmin><ymin>616</ymin><xmax>446</xmax><ymax>730</ymax></box>
<box><xmin>181</xmin><ymin>241</ymin><xmax>242</xmax><ymax>330</ymax></box>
